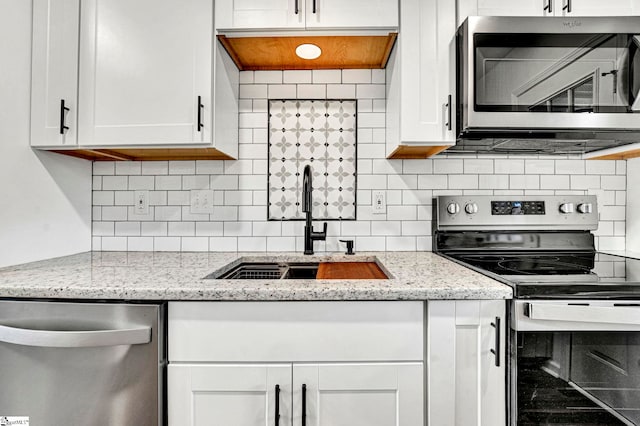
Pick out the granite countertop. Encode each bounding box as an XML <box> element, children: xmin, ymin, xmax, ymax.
<box><xmin>0</xmin><ymin>251</ymin><xmax>512</xmax><ymax>301</ymax></box>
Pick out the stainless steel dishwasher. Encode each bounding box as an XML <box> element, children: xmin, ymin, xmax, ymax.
<box><xmin>0</xmin><ymin>300</ymin><xmax>165</xmax><ymax>425</ymax></box>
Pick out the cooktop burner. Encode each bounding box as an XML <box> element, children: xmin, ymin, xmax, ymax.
<box><xmin>453</xmin><ymin>253</ymin><xmax>594</xmax><ymax>276</ymax></box>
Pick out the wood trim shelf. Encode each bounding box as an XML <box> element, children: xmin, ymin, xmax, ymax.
<box><xmin>217</xmin><ymin>33</ymin><xmax>398</xmax><ymax>71</ymax></box>
<box><xmin>46</xmin><ymin>147</ymin><xmax>235</xmax><ymax>161</ymax></box>
<box><xmin>586</xmin><ymin>148</ymin><xmax>640</xmax><ymax>160</ymax></box>
<box><xmin>387</xmin><ymin>145</ymin><xmax>451</xmax><ymax>159</ymax></box>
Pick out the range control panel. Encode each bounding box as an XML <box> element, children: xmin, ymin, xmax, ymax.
<box><xmin>436</xmin><ymin>195</ymin><xmax>598</xmax><ymax>231</ymax></box>
<box><xmin>491</xmin><ymin>201</ymin><xmax>545</xmax><ymax>215</ymax></box>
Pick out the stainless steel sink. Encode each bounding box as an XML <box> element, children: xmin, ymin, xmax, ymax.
<box><xmin>206</xmin><ymin>262</ymin><xmax>319</xmax><ymax>280</ymax></box>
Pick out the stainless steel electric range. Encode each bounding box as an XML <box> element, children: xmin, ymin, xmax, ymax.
<box><xmin>434</xmin><ymin>195</ymin><xmax>640</xmax><ymax>426</ymax></box>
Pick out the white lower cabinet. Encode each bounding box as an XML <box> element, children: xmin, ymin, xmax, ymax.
<box><xmin>169</xmin><ymin>362</ymin><xmax>422</xmax><ymax>426</ymax></box>
<box><xmin>167</xmin><ymin>301</ymin><xmax>425</xmax><ymax>426</ymax></box>
<box><xmin>427</xmin><ymin>300</ymin><xmax>506</xmax><ymax>426</ymax></box>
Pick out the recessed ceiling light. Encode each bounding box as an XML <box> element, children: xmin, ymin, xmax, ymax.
<box><xmin>295</xmin><ymin>43</ymin><xmax>322</xmax><ymax>60</ymax></box>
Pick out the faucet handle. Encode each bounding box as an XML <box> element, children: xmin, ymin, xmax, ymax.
<box><xmin>339</xmin><ymin>239</ymin><xmax>355</xmax><ymax>255</ymax></box>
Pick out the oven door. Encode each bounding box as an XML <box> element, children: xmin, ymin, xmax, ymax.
<box><xmin>511</xmin><ymin>300</ymin><xmax>640</xmax><ymax>426</ymax></box>
<box><xmin>459</xmin><ymin>17</ymin><xmax>640</xmax><ymax>136</ymax></box>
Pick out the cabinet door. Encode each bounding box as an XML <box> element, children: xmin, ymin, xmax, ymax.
<box><xmin>386</xmin><ymin>0</ymin><xmax>456</xmax><ymax>155</ymax></box>
<box><xmin>293</xmin><ymin>363</ymin><xmax>423</xmax><ymax>426</ymax></box>
<box><xmin>555</xmin><ymin>0</ymin><xmax>636</xmax><ymax>16</ymax></box>
<box><xmin>427</xmin><ymin>300</ymin><xmax>506</xmax><ymax>426</ymax></box>
<box><xmin>168</xmin><ymin>364</ymin><xmax>291</xmax><ymax>426</ymax></box>
<box><xmin>304</xmin><ymin>0</ymin><xmax>398</xmax><ymax>29</ymax></box>
<box><xmin>31</xmin><ymin>0</ymin><xmax>80</xmax><ymax>147</ymax></box>
<box><xmin>215</xmin><ymin>0</ymin><xmax>304</xmax><ymax>29</ymax></box>
<box><xmin>78</xmin><ymin>0</ymin><xmax>212</xmax><ymax>146</ymax></box>
<box><xmin>474</xmin><ymin>0</ymin><xmax>548</xmax><ymax>16</ymax></box>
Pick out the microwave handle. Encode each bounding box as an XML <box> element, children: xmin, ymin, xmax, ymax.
<box><xmin>630</xmin><ymin>35</ymin><xmax>640</xmax><ymax>111</ymax></box>
<box><xmin>0</xmin><ymin>324</ymin><xmax>151</xmax><ymax>348</ymax></box>
<box><xmin>526</xmin><ymin>303</ymin><xmax>640</xmax><ymax>325</ymax></box>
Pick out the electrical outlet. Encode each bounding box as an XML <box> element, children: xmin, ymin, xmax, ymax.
<box><xmin>373</xmin><ymin>191</ymin><xmax>386</xmax><ymax>214</ymax></box>
<box><xmin>134</xmin><ymin>190</ymin><xmax>149</xmax><ymax>215</ymax></box>
<box><xmin>190</xmin><ymin>190</ymin><xmax>214</xmax><ymax>214</ymax></box>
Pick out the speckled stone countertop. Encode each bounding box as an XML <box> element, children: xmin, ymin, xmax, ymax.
<box><xmin>0</xmin><ymin>251</ymin><xmax>512</xmax><ymax>301</ymax></box>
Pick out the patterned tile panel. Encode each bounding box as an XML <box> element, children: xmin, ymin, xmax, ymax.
<box><xmin>268</xmin><ymin>100</ymin><xmax>357</xmax><ymax>220</ymax></box>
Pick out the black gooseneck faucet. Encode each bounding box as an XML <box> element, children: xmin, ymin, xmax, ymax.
<box><xmin>302</xmin><ymin>164</ymin><xmax>327</xmax><ymax>255</ymax></box>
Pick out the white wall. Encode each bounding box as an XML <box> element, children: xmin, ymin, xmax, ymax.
<box><xmin>627</xmin><ymin>158</ymin><xmax>639</xmax><ymax>252</ymax></box>
<box><xmin>0</xmin><ymin>0</ymin><xmax>91</xmax><ymax>268</ymax></box>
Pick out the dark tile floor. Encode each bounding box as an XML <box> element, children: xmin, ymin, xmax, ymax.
<box><xmin>517</xmin><ymin>358</ymin><xmax>627</xmax><ymax>425</ymax></box>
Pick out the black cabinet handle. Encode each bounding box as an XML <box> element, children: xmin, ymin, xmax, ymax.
<box><xmin>59</xmin><ymin>99</ymin><xmax>70</xmax><ymax>135</ymax></box>
<box><xmin>295</xmin><ymin>0</ymin><xmax>299</xmax><ymax>14</ymax></box>
<box><xmin>312</xmin><ymin>0</ymin><xmax>316</xmax><ymax>14</ymax></box>
<box><xmin>445</xmin><ymin>94</ymin><xmax>452</xmax><ymax>131</ymax></box>
<box><xmin>490</xmin><ymin>316</ymin><xmax>501</xmax><ymax>367</ymax></box>
<box><xmin>562</xmin><ymin>0</ymin><xmax>572</xmax><ymax>12</ymax></box>
<box><xmin>275</xmin><ymin>384</ymin><xmax>280</xmax><ymax>426</ymax></box>
<box><xmin>197</xmin><ymin>96</ymin><xmax>204</xmax><ymax>132</ymax></box>
<box><xmin>302</xmin><ymin>383</ymin><xmax>307</xmax><ymax>426</ymax></box>
<box><xmin>543</xmin><ymin>0</ymin><xmax>552</xmax><ymax>13</ymax></box>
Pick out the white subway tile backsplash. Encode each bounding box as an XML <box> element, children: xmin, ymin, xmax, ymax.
<box><xmin>556</xmin><ymin>160</ymin><xmax>585</xmax><ymax>175</ymax></box>
<box><xmin>268</xmin><ymin>84</ymin><xmax>297</xmax><ymax>99</ymax></box>
<box><xmin>92</xmin><ymin>70</ymin><xmax>627</xmax><ymax>253</ymax></box>
<box><xmin>93</xmin><ymin>162</ymin><xmax>115</xmax><ymax>175</ymax></box>
<box><xmin>129</xmin><ymin>176</ymin><xmax>155</xmax><ymax>190</ymax></box>
<box><xmin>327</xmin><ymin>84</ymin><xmax>356</xmax><ymax>98</ymax></box>
<box><xmin>196</xmin><ymin>161</ymin><xmax>224</xmax><ymax>175</ymax></box>
<box><xmin>254</xmin><ymin>70</ymin><xmax>282</xmax><ymax>84</ymax></box>
<box><xmin>297</xmin><ymin>84</ymin><xmax>326</xmax><ymax>99</ymax></box>
<box><xmin>93</xmin><ymin>191</ymin><xmax>114</xmax><ymax>206</ymax></box>
<box><xmin>312</xmin><ymin>69</ymin><xmax>341</xmax><ymax>83</ymax></box>
<box><xmin>128</xmin><ymin>237</ymin><xmax>154</xmax><ymax>251</ymax></box>
<box><xmin>283</xmin><ymin>70</ymin><xmax>312</xmax><ymax>84</ymax></box>
<box><xmin>343</xmin><ymin>69</ymin><xmax>371</xmax><ymax>84</ymax></box>
<box><xmin>434</xmin><ymin>159</ymin><xmax>463</xmax><ymax>174</ymax></box>
<box><xmin>115</xmin><ymin>162</ymin><xmax>141</xmax><ymax>176</ymax></box>
<box><xmin>155</xmin><ymin>176</ymin><xmax>182</xmax><ymax>190</ymax></box>
<box><xmin>495</xmin><ymin>159</ymin><xmax>524</xmax><ymax>174</ymax></box>
<box><xmin>141</xmin><ymin>161</ymin><xmax>168</xmax><ymax>175</ymax></box>
<box><xmin>102</xmin><ymin>176</ymin><xmax>128</xmax><ymax>190</ymax></box>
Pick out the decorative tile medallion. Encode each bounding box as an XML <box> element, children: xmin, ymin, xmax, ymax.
<box><xmin>268</xmin><ymin>100</ymin><xmax>357</xmax><ymax>220</ymax></box>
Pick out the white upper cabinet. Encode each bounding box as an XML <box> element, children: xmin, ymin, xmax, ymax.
<box><xmin>303</xmin><ymin>0</ymin><xmax>398</xmax><ymax>29</ymax></box>
<box><xmin>30</xmin><ymin>0</ymin><xmax>239</xmax><ymax>157</ymax></box>
<box><xmin>78</xmin><ymin>0</ymin><xmax>212</xmax><ymax>146</ymax></box>
<box><xmin>460</xmin><ymin>0</ymin><xmax>639</xmax><ymax>18</ymax></box>
<box><xmin>215</xmin><ymin>0</ymin><xmax>397</xmax><ymax>30</ymax></box>
<box><xmin>31</xmin><ymin>0</ymin><xmax>80</xmax><ymax>147</ymax></box>
<box><xmin>386</xmin><ymin>0</ymin><xmax>456</xmax><ymax>158</ymax></box>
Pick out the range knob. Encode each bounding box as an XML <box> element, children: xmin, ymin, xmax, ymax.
<box><xmin>465</xmin><ymin>203</ymin><xmax>479</xmax><ymax>214</ymax></box>
<box><xmin>577</xmin><ymin>203</ymin><xmax>593</xmax><ymax>214</ymax></box>
<box><xmin>447</xmin><ymin>202</ymin><xmax>460</xmax><ymax>215</ymax></box>
<box><xmin>559</xmin><ymin>203</ymin><xmax>574</xmax><ymax>214</ymax></box>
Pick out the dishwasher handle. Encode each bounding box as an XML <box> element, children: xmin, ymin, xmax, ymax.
<box><xmin>0</xmin><ymin>324</ymin><xmax>151</xmax><ymax>348</ymax></box>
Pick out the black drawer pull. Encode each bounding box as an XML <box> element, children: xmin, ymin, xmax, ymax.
<box><xmin>60</xmin><ymin>99</ymin><xmax>70</xmax><ymax>135</ymax></box>
<box><xmin>490</xmin><ymin>316</ymin><xmax>501</xmax><ymax>367</ymax></box>
<box><xmin>302</xmin><ymin>383</ymin><xmax>307</xmax><ymax>426</ymax></box>
<box><xmin>197</xmin><ymin>96</ymin><xmax>204</xmax><ymax>132</ymax></box>
<box><xmin>275</xmin><ymin>384</ymin><xmax>280</xmax><ymax>426</ymax></box>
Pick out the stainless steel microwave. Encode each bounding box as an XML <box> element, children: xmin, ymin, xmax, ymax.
<box><xmin>454</xmin><ymin>16</ymin><xmax>640</xmax><ymax>154</ymax></box>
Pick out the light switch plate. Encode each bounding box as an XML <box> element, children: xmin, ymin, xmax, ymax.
<box><xmin>133</xmin><ymin>190</ymin><xmax>149</xmax><ymax>215</ymax></box>
<box><xmin>373</xmin><ymin>191</ymin><xmax>386</xmax><ymax>214</ymax></box>
<box><xmin>190</xmin><ymin>190</ymin><xmax>214</xmax><ymax>214</ymax></box>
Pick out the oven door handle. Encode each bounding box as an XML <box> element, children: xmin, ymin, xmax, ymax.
<box><xmin>526</xmin><ymin>303</ymin><xmax>640</xmax><ymax>325</ymax></box>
